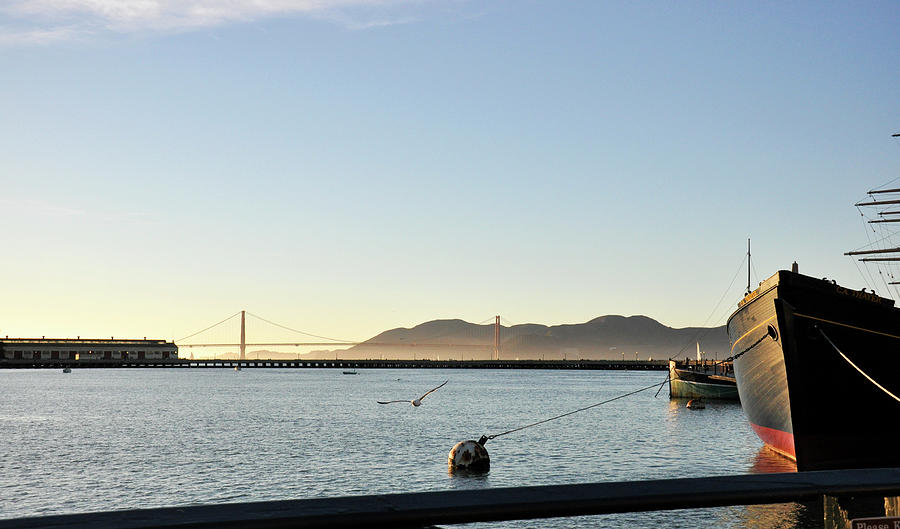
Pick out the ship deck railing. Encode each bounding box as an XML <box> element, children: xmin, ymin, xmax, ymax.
<box><xmin>2</xmin><ymin>468</ymin><xmax>900</xmax><ymax>529</ymax></box>
<box><xmin>672</xmin><ymin>357</ymin><xmax>734</xmax><ymax>376</ymax></box>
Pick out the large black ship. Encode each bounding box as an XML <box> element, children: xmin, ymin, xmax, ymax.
<box><xmin>727</xmin><ymin>151</ymin><xmax>900</xmax><ymax>471</ymax></box>
<box><xmin>727</xmin><ymin>267</ymin><xmax>900</xmax><ymax>470</ymax></box>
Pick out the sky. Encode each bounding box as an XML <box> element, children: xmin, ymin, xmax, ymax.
<box><xmin>1</xmin><ymin>0</ymin><xmax>899</xmax><ymax>348</ymax></box>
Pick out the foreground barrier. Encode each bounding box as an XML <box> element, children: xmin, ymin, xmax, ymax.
<box><xmin>2</xmin><ymin>468</ymin><xmax>900</xmax><ymax>529</ymax></box>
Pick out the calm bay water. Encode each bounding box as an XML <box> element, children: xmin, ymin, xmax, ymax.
<box><xmin>0</xmin><ymin>368</ymin><xmax>816</xmax><ymax>527</ymax></box>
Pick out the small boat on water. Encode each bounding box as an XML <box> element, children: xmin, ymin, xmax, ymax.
<box><xmin>343</xmin><ymin>370</ymin><xmax>358</xmax><ymax>375</ymax></box>
<box><xmin>668</xmin><ymin>349</ymin><xmax>738</xmax><ymax>400</ymax></box>
<box><xmin>62</xmin><ymin>367</ymin><xmax>71</xmax><ymax>373</ymax></box>
<box><xmin>728</xmin><ymin>172</ymin><xmax>900</xmax><ymax>471</ymax></box>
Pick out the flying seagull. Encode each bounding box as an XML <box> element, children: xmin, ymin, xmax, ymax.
<box><xmin>377</xmin><ymin>380</ymin><xmax>448</xmax><ymax>406</ymax></box>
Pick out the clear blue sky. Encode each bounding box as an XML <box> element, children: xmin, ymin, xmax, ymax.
<box><xmin>1</xmin><ymin>1</ymin><xmax>898</xmax><ymax>345</ymax></box>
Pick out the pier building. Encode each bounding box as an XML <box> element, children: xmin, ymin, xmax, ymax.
<box><xmin>0</xmin><ymin>337</ymin><xmax>178</xmax><ymax>362</ymax></box>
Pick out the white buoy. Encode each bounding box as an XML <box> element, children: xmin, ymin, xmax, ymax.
<box><xmin>448</xmin><ymin>437</ymin><xmax>490</xmax><ymax>473</ymax></box>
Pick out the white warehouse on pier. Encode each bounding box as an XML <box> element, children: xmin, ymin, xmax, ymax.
<box><xmin>0</xmin><ymin>337</ymin><xmax>178</xmax><ymax>362</ymax></box>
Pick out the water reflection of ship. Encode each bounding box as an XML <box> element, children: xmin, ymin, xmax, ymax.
<box><xmin>750</xmin><ymin>445</ymin><xmax>797</xmax><ymax>474</ymax></box>
<box><xmin>737</xmin><ymin>498</ymin><xmax>819</xmax><ymax>529</ymax></box>
<box><xmin>731</xmin><ymin>447</ymin><xmax>818</xmax><ymax>529</ymax></box>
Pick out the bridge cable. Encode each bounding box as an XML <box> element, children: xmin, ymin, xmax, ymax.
<box><xmin>481</xmin><ymin>375</ymin><xmax>669</xmax><ymax>444</ymax></box>
<box><xmin>244</xmin><ymin>312</ymin><xmax>355</xmax><ymax>342</ymax></box>
<box><xmin>176</xmin><ymin>312</ymin><xmax>242</xmax><ymax>342</ymax></box>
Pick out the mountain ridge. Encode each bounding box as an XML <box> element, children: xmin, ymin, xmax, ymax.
<box><xmin>297</xmin><ymin>315</ymin><xmax>730</xmax><ymax>361</ymax></box>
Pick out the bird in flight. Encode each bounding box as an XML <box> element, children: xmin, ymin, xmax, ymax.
<box><xmin>377</xmin><ymin>380</ymin><xmax>448</xmax><ymax>407</ymax></box>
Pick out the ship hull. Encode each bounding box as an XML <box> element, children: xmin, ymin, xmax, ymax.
<box><xmin>727</xmin><ymin>270</ymin><xmax>900</xmax><ymax>471</ymax></box>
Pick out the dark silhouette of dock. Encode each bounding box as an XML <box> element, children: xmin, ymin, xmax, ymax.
<box><xmin>0</xmin><ymin>358</ymin><xmax>668</xmax><ymax>370</ymax></box>
<box><xmin>3</xmin><ymin>468</ymin><xmax>899</xmax><ymax>528</ymax></box>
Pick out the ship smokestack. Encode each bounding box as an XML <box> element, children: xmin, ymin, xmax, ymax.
<box><xmin>792</xmin><ymin>261</ymin><xmax>798</xmax><ymax>273</ymax></box>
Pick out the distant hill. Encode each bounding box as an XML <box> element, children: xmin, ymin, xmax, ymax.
<box><xmin>301</xmin><ymin>315</ymin><xmax>730</xmax><ymax>361</ymax></box>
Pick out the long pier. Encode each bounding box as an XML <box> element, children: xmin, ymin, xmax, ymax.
<box><xmin>0</xmin><ymin>358</ymin><xmax>669</xmax><ymax>370</ymax></box>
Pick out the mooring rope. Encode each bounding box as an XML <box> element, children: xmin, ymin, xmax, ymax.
<box><xmin>816</xmin><ymin>326</ymin><xmax>900</xmax><ymax>404</ymax></box>
<box><xmin>722</xmin><ymin>332</ymin><xmax>771</xmax><ymax>363</ymax></box>
<box><xmin>659</xmin><ymin>329</ymin><xmax>772</xmax><ymax>404</ymax></box>
<box><xmin>483</xmin><ymin>376</ymin><xmax>670</xmax><ymax>443</ymax></box>
<box><xmin>704</xmin><ymin>328</ymin><xmax>774</xmax><ymax>368</ymax></box>
<box><xmin>654</xmin><ymin>373</ymin><xmax>670</xmax><ymax>398</ymax></box>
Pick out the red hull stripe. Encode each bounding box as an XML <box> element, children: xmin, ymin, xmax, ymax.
<box><xmin>750</xmin><ymin>422</ymin><xmax>795</xmax><ymax>460</ymax></box>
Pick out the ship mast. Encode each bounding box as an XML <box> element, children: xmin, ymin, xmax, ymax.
<box><xmin>847</xmin><ymin>191</ymin><xmax>900</xmax><ymax>263</ymax></box>
<box><xmin>850</xmin><ymin>134</ymin><xmax>900</xmax><ymax>285</ymax></box>
<box><xmin>745</xmin><ymin>238</ymin><xmax>751</xmax><ymax>295</ymax></box>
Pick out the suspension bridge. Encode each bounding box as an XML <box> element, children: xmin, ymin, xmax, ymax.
<box><xmin>175</xmin><ymin>311</ymin><xmax>505</xmax><ymax>361</ymax></box>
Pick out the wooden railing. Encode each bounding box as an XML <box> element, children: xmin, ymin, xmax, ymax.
<box><xmin>2</xmin><ymin>468</ymin><xmax>900</xmax><ymax>529</ymax></box>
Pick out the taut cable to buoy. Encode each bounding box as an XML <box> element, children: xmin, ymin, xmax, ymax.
<box><xmin>481</xmin><ymin>376</ymin><xmax>670</xmax><ymax>443</ymax></box>
<box><xmin>448</xmin><ymin>376</ymin><xmax>670</xmax><ymax>474</ymax></box>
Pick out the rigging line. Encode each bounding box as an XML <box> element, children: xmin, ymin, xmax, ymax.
<box><xmin>703</xmin><ymin>252</ymin><xmax>749</xmax><ymax>326</ymax></box>
<box><xmin>889</xmin><ymin>265</ymin><xmax>900</xmax><ymax>300</ymax></box>
<box><xmin>849</xmin><ymin>255</ymin><xmax>872</xmax><ymax>291</ymax></box>
<box><xmin>694</xmin><ymin>277</ymin><xmax>767</xmax><ymax>359</ymax></box>
<box><xmin>861</xmin><ymin>262</ymin><xmax>880</xmax><ymax>296</ymax></box>
<box><xmin>887</xmin><ymin>268</ymin><xmax>900</xmax><ymax>300</ymax></box>
<box><xmin>709</xmin><ymin>289</ymin><xmax>748</xmax><ymax>333</ymax></box>
<box><xmin>854</xmin><ymin>207</ymin><xmax>883</xmax><ymax>253</ymax></box>
<box><xmin>750</xmin><ymin>257</ymin><xmax>761</xmax><ymax>289</ymax></box>
<box><xmin>875</xmin><ymin>269</ymin><xmax>891</xmax><ymax>298</ymax></box>
<box><xmin>244</xmin><ymin>312</ymin><xmax>354</xmax><ymax>342</ymax></box>
<box><xmin>816</xmin><ymin>327</ymin><xmax>900</xmax><ymax>404</ymax></box>
<box><xmin>485</xmin><ymin>376</ymin><xmax>669</xmax><ymax>441</ymax></box>
<box><xmin>869</xmin><ymin>175</ymin><xmax>900</xmax><ymax>194</ymax></box>
<box><xmin>670</xmin><ymin>253</ymin><xmax>748</xmax><ymax>361</ymax></box>
<box><xmin>853</xmin><ymin>234</ymin><xmax>893</xmax><ymax>295</ymax></box>
<box><xmin>176</xmin><ymin>312</ymin><xmax>242</xmax><ymax>342</ymax></box>
<box><xmin>856</xmin><ymin>179</ymin><xmax>900</xmax><ymax>206</ymax></box>
<box><xmin>875</xmin><ymin>268</ymin><xmax>896</xmax><ymax>300</ymax></box>
<box><xmin>856</xmin><ymin>209</ymin><xmax>880</xmax><ymax>287</ymax></box>
<box><xmin>708</xmin><ymin>302</ymin><xmax>738</xmax><ymax>333</ymax></box>
<box><xmin>692</xmin><ymin>300</ymin><xmax>733</xmax><ymax>365</ymax></box>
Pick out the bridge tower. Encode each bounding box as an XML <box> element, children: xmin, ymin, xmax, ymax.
<box><xmin>240</xmin><ymin>310</ymin><xmax>246</xmax><ymax>360</ymax></box>
<box><xmin>494</xmin><ymin>315</ymin><xmax>500</xmax><ymax>361</ymax></box>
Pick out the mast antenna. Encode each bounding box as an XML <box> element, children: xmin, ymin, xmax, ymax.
<box><xmin>746</xmin><ymin>238</ymin><xmax>751</xmax><ymax>295</ymax></box>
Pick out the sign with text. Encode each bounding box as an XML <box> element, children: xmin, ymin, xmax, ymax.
<box><xmin>851</xmin><ymin>516</ymin><xmax>900</xmax><ymax>529</ymax></box>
